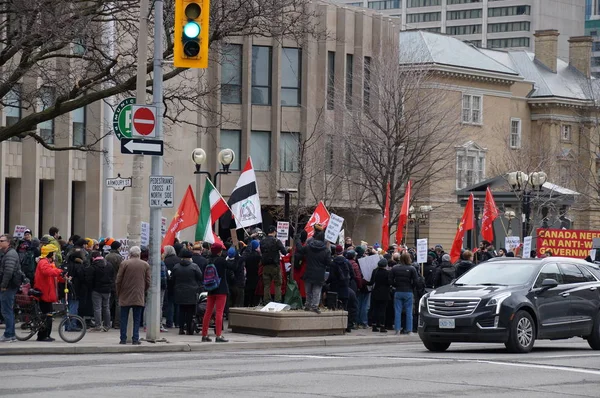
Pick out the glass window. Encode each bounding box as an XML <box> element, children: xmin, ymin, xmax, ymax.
<box><xmin>4</xmin><ymin>84</ymin><xmax>22</xmax><ymax>142</ymax></box>
<box><xmin>406</xmin><ymin>12</ymin><xmax>441</xmax><ymax>22</ymax></box>
<box><xmin>560</xmin><ymin>263</ymin><xmax>588</xmax><ymax>284</ymax></box>
<box><xmin>220</xmin><ymin>129</ymin><xmax>241</xmax><ymax>170</ymax></box>
<box><xmin>447</xmin><ymin>25</ymin><xmax>482</xmax><ymax>35</ymax></box>
<box><xmin>561</xmin><ymin>125</ymin><xmax>572</xmax><ymax>142</ymax></box>
<box><xmin>510</xmin><ymin>119</ymin><xmax>521</xmax><ymax>149</ymax></box>
<box><xmin>281</xmin><ymin>48</ymin><xmax>301</xmax><ymax>107</ymax></box>
<box><xmin>462</xmin><ymin>94</ymin><xmax>482</xmax><ymax>124</ymax></box>
<box><xmin>488</xmin><ymin>6</ymin><xmax>530</xmax><ymax>17</ymax></box>
<box><xmin>72</xmin><ymin>106</ymin><xmax>86</xmax><ymax>147</ymax></box>
<box><xmin>327</xmin><ymin>51</ymin><xmax>335</xmax><ymax>110</ymax></box>
<box><xmin>407</xmin><ymin>0</ymin><xmax>440</xmax><ymax>7</ymax></box>
<box><xmin>488</xmin><ymin>38</ymin><xmax>530</xmax><ymax>49</ymax></box>
<box><xmin>447</xmin><ymin>9</ymin><xmax>482</xmax><ymax>20</ymax></box>
<box><xmin>221</xmin><ymin>44</ymin><xmax>243</xmax><ymax>104</ymax></box>
<box><xmin>38</xmin><ymin>86</ymin><xmax>55</xmax><ymax>145</ymax></box>
<box><xmin>280</xmin><ymin>132</ymin><xmax>299</xmax><ymax>172</ymax></box>
<box><xmin>364</xmin><ymin>56</ymin><xmax>371</xmax><ymax>109</ymax></box>
<box><xmin>455</xmin><ymin>261</ymin><xmax>539</xmax><ymax>286</ymax></box>
<box><xmin>368</xmin><ymin>0</ymin><xmax>401</xmax><ymax>9</ymax></box>
<box><xmin>346</xmin><ymin>54</ymin><xmax>353</xmax><ymax>108</ymax></box>
<box><xmin>251</xmin><ymin>46</ymin><xmax>272</xmax><ymax>105</ymax></box>
<box><xmin>535</xmin><ymin>263</ymin><xmax>563</xmax><ymax>287</ymax></box>
<box><xmin>488</xmin><ymin>22</ymin><xmax>530</xmax><ymax>33</ymax></box>
<box><xmin>447</xmin><ymin>0</ymin><xmax>481</xmax><ymax>4</ymax></box>
<box><xmin>456</xmin><ymin>146</ymin><xmax>485</xmax><ymax>189</ymax></box>
<box><xmin>577</xmin><ymin>265</ymin><xmax>598</xmax><ymax>282</ymax></box>
<box><xmin>250</xmin><ymin>131</ymin><xmax>271</xmax><ymax>171</ymax></box>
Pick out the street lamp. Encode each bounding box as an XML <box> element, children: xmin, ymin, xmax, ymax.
<box><xmin>507</xmin><ymin>170</ymin><xmax>547</xmax><ymax>240</ymax></box>
<box><xmin>504</xmin><ymin>209</ymin><xmax>516</xmax><ymax>236</ymax></box>
<box><xmin>409</xmin><ymin>205</ymin><xmax>433</xmax><ymax>247</ymax></box>
<box><xmin>192</xmin><ymin>147</ymin><xmax>236</xmax><ymax>188</ymax></box>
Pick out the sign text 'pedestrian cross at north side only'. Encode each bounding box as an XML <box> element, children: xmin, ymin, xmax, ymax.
<box><xmin>149</xmin><ymin>176</ymin><xmax>174</xmax><ymax>208</ymax></box>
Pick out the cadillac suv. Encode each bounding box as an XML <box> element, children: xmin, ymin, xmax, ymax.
<box><xmin>418</xmin><ymin>257</ymin><xmax>600</xmax><ymax>353</ymax></box>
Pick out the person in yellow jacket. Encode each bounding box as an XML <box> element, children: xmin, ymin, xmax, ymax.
<box><xmin>42</xmin><ymin>226</ymin><xmax>63</xmax><ymax>266</ymax></box>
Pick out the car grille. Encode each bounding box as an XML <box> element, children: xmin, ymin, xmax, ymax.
<box><xmin>427</xmin><ymin>298</ymin><xmax>480</xmax><ymax>317</ymax></box>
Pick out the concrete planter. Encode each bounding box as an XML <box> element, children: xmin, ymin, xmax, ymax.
<box><xmin>228</xmin><ymin>308</ymin><xmax>348</xmax><ymax>337</ymax></box>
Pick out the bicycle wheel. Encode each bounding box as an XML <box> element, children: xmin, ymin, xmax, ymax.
<box><xmin>14</xmin><ymin>305</ymin><xmax>38</xmax><ymax>341</ymax></box>
<box><xmin>58</xmin><ymin>315</ymin><xmax>86</xmax><ymax>343</ymax></box>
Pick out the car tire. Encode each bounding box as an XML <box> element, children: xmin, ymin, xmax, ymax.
<box><xmin>422</xmin><ymin>339</ymin><xmax>451</xmax><ymax>352</ymax></box>
<box><xmin>505</xmin><ymin>310</ymin><xmax>535</xmax><ymax>353</ymax></box>
<box><xmin>587</xmin><ymin>312</ymin><xmax>600</xmax><ymax>350</ymax></box>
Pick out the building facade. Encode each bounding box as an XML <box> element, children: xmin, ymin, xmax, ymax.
<box><xmin>337</xmin><ymin>0</ymin><xmax>584</xmax><ymax>58</ymax></box>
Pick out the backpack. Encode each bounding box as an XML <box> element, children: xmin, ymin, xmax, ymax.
<box><xmin>203</xmin><ymin>263</ymin><xmax>221</xmax><ymax>291</ymax></box>
<box><xmin>21</xmin><ymin>250</ymin><xmax>36</xmax><ymax>282</ymax></box>
<box><xmin>440</xmin><ymin>266</ymin><xmax>456</xmax><ymax>287</ymax></box>
<box><xmin>260</xmin><ymin>237</ymin><xmax>280</xmax><ymax>266</ymax></box>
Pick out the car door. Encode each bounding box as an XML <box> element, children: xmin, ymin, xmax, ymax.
<box><xmin>559</xmin><ymin>263</ymin><xmax>599</xmax><ymax>336</ymax></box>
<box><xmin>533</xmin><ymin>263</ymin><xmax>572</xmax><ymax>339</ymax></box>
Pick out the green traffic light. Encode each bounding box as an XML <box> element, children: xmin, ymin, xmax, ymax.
<box><xmin>183</xmin><ymin>21</ymin><xmax>200</xmax><ymax>38</ymax></box>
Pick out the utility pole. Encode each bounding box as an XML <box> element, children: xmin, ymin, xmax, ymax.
<box><xmin>146</xmin><ymin>0</ymin><xmax>164</xmax><ymax>342</ymax></box>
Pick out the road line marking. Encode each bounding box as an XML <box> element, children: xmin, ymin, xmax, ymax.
<box><xmin>470</xmin><ymin>359</ymin><xmax>600</xmax><ymax>376</ymax></box>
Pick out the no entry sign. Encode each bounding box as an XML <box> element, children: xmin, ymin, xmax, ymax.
<box><xmin>131</xmin><ymin>105</ymin><xmax>157</xmax><ymax>138</ymax></box>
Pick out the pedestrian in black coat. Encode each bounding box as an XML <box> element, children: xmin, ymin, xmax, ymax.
<box><xmin>368</xmin><ymin>259</ymin><xmax>391</xmax><ymax>333</ymax></box>
<box><xmin>172</xmin><ymin>249</ymin><xmax>202</xmax><ymax>335</ymax></box>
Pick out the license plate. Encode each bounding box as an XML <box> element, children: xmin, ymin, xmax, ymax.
<box><xmin>439</xmin><ymin>318</ymin><xmax>455</xmax><ymax>329</ymax></box>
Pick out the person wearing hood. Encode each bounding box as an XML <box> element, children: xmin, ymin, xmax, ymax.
<box><xmin>295</xmin><ymin>227</ymin><xmax>332</xmax><ymax>314</ymax></box>
<box><xmin>456</xmin><ymin>250</ymin><xmax>475</xmax><ymax>278</ymax></box>
<box><xmin>163</xmin><ymin>245</ymin><xmax>181</xmax><ymax>329</ymax></box>
<box><xmin>34</xmin><ymin>244</ymin><xmax>66</xmax><ymax>342</ymax></box>
<box><xmin>433</xmin><ymin>254</ymin><xmax>456</xmax><ymax>288</ymax></box>
<box><xmin>242</xmin><ymin>240</ymin><xmax>262</xmax><ymax>307</ymax></box>
<box><xmin>423</xmin><ymin>252</ymin><xmax>438</xmax><ymax>289</ymax></box>
<box><xmin>172</xmin><ymin>249</ymin><xmax>202</xmax><ymax>335</ymax></box>
<box><xmin>87</xmin><ymin>251</ymin><xmax>115</xmax><ymax>331</ymax></box>
<box><xmin>368</xmin><ymin>259</ymin><xmax>391</xmax><ymax>333</ymax></box>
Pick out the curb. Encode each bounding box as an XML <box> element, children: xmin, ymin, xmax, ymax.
<box><xmin>0</xmin><ymin>335</ymin><xmax>422</xmax><ymax>355</ymax></box>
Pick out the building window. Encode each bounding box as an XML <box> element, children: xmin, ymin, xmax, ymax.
<box><xmin>38</xmin><ymin>86</ymin><xmax>55</xmax><ymax>145</ymax></box>
<box><xmin>251</xmin><ymin>46</ymin><xmax>272</xmax><ymax>105</ymax></box>
<box><xmin>325</xmin><ymin>135</ymin><xmax>334</xmax><ymax>174</ymax></box>
<box><xmin>347</xmin><ymin>2</ymin><xmax>364</xmax><ymax>6</ymax></box>
<box><xmin>364</xmin><ymin>56</ymin><xmax>371</xmax><ymax>109</ymax></box>
<box><xmin>422</xmin><ymin>27</ymin><xmax>442</xmax><ymax>33</ymax></box>
<box><xmin>509</xmin><ymin>118</ymin><xmax>521</xmax><ymax>149</ymax></box>
<box><xmin>221</xmin><ymin>44</ymin><xmax>243</xmax><ymax>104</ymax></box>
<box><xmin>447</xmin><ymin>0</ymin><xmax>481</xmax><ymax>4</ymax></box>
<box><xmin>220</xmin><ymin>129</ymin><xmax>241</xmax><ymax>170</ymax></box>
<box><xmin>462</xmin><ymin>94</ymin><xmax>482</xmax><ymax>124</ymax></box>
<box><xmin>407</xmin><ymin>0</ymin><xmax>440</xmax><ymax>7</ymax></box>
<box><xmin>368</xmin><ymin>0</ymin><xmax>401</xmax><ymax>9</ymax></box>
<box><xmin>406</xmin><ymin>12</ymin><xmax>441</xmax><ymax>22</ymax></box>
<box><xmin>447</xmin><ymin>9</ymin><xmax>482</xmax><ymax>20</ymax></box>
<box><xmin>488</xmin><ymin>6</ymin><xmax>530</xmax><ymax>17</ymax></box>
<box><xmin>456</xmin><ymin>145</ymin><xmax>486</xmax><ymax>189</ymax></box>
<box><xmin>72</xmin><ymin>106</ymin><xmax>86</xmax><ymax>147</ymax></box>
<box><xmin>327</xmin><ymin>51</ymin><xmax>335</xmax><ymax>110</ymax></box>
<box><xmin>488</xmin><ymin>37</ymin><xmax>530</xmax><ymax>49</ymax></box>
<box><xmin>593</xmin><ymin>42</ymin><xmax>600</xmax><ymax>52</ymax></box>
<box><xmin>346</xmin><ymin>54</ymin><xmax>353</xmax><ymax>108</ymax></box>
<box><xmin>488</xmin><ymin>21</ymin><xmax>530</xmax><ymax>33</ymax></box>
<box><xmin>561</xmin><ymin>125</ymin><xmax>572</xmax><ymax>142</ymax></box>
<box><xmin>280</xmin><ymin>132</ymin><xmax>300</xmax><ymax>172</ymax></box>
<box><xmin>250</xmin><ymin>131</ymin><xmax>271</xmax><ymax>171</ymax></box>
<box><xmin>281</xmin><ymin>47</ymin><xmax>301</xmax><ymax>107</ymax></box>
<box><xmin>447</xmin><ymin>25</ymin><xmax>482</xmax><ymax>35</ymax></box>
<box><xmin>4</xmin><ymin>84</ymin><xmax>22</xmax><ymax>141</ymax></box>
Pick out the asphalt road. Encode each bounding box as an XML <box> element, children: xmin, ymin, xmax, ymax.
<box><xmin>3</xmin><ymin>338</ymin><xmax>600</xmax><ymax>397</ymax></box>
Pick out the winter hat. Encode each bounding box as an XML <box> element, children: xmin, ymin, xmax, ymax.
<box><xmin>104</xmin><ymin>237</ymin><xmax>115</xmax><ymax>247</ymax></box>
<box><xmin>111</xmin><ymin>241</ymin><xmax>122</xmax><ymax>251</ymax></box>
<box><xmin>435</xmin><ymin>244</ymin><xmax>443</xmax><ymax>250</ymax></box>
<box><xmin>251</xmin><ymin>240</ymin><xmax>260</xmax><ymax>251</ymax></box>
<box><xmin>180</xmin><ymin>249</ymin><xmax>193</xmax><ymax>259</ymax></box>
<box><xmin>442</xmin><ymin>254</ymin><xmax>451</xmax><ymax>262</ymax></box>
<box><xmin>428</xmin><ymin>251</ymin><xmax>436</xmax><ymax>258</ymax></box>
<box><xmin>210</xmin><ymin>242</ymin><xmax>224</xmax><ymax>255</ymax></box>
<box><xmin>75</xmin><ymin>238</ymin><xmax>88</xmax><ymax>248</ymax></box>
<box><xmin>227</xmin><ymin>247</ymin><xmax>237</xmax><ymax>258</ymax></box>
<box><xmin>377</xmin><ymin>258</ymin><xmax>388</xmax><ymax>268</ymax></box>
<box><xmin>335</xmin><ymin>245</ymin><xmax>344</xmax><ymax>255</ymax></box>
<box><xmin>40</xmin><ymin>235</ymin><xmax>50</xmax><ymax>245</ymax></box>
<box><xmin>345</xmin><ymin>250</ymin><xmax>356</xmax><ymax>259</ymax></box>
<box><xmin>355</xmin><ymin>246</ymin><xmax>365</xmax><ymax>256</ymax></box>
<box><xmin>374</xmin><ymin>243</ymin><xmax>380</xmax><ymax>250</ymax></box>
<box><xmin>40</xmin><ymin>244</ymin><xmax>57</xmax><ymax>258</ymax></box>
<box><xmin>24</xmin><ymin>229</ymin><xmax>32</xmax><ymax>236</ymax></box>
<box><xmin>268</xmin><ymin>225</ymin><xmax>277</xmax><ymax>234</ymax></box>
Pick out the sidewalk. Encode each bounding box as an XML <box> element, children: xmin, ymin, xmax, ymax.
<box><xmin>0</xmin><ymin>323</ymin><xmax>422</xmax><ymax>355</ymax></box>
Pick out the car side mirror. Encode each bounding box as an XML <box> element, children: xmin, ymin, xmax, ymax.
<box><xmin>540</xmin><ymin>278</ymin><xmax>558</xmax><ymax>290</ymax></box>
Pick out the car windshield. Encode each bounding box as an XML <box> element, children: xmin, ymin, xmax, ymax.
<box><xmin>455</xmin><ymin>261</ymin><xmax>540</xmax><ymax>286</ymax></box>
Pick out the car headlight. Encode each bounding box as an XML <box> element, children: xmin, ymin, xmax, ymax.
<box><xmin>418</xmin><ymin>292</ymin><xmax>431</xmax><ymax>314</ymax></box>
<box><xmin>486</xmin><ymin>292</ymin><xmax>511</xmax><ymax>315</ymax></box>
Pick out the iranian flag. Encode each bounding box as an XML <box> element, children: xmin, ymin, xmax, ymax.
<box><xmin>195</xmin><ymin>178</ymin><xmax>229</xmax><ymax>244</ymax></box>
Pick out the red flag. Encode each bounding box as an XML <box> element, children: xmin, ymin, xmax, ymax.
<box><xmin>450</xmin><ymin>193</ymin><xmax>475</xmax><ymax>263</ymax></box>
<box><xmin>481</xmin><ymin>186</ymin><xmax>499</xmax><ymax>243</ymax></box>
<box><xmin>381</xmin><ymin>182</ymin><xmax>391</xmax><ymax>250</ymax></box>
<box><xmin>305</xmin><ymin>201</ymin><xmax>330</xmax><ymax>239</ymax></box>
<box><xmin>161</xmin><ymin>185</ymin><xmax>200</xmax><ymax>247</ymax></box>
<box><xmin>395</xmin><ymin>181</ymin><xmax>412</xmax><ymax>246</ymax></box>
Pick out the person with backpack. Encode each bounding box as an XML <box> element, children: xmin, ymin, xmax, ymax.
<box><xmin>201</xmin><ymin>243</ymin><xmax>236</xmax><ymax>343</ymax></box>
<box><xmin>259</xmin><ymin>226</ymin><xmax>288</xmax><ymax>304</ymax></box>
<box><xmin>0</xmin><ymin>234</ymin><xmax>22</xmax><ymax>342</ymax></box>
<box><xmin>434</xmin><ymin>254</ymin><xmax>456</xmax><ymax>288</ymax></box>
<box><xmin>389</xmin><ymin>252</ymin><xmax>418</xmax><ymax>335</ymax></box>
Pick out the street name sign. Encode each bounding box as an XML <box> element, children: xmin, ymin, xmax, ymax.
<box><xmin>105</xmin><ymin>174</ymin><xmax>132</xmax><ymax>191</ymax></box>
<box><xmin>113</xmin><ymin>97</ymin><xmax>135</xmax><ymax>140</ymax></box>
<box><xmin>120</xmin><ymin>138</ymin><xmax>164</xmax><ymax>156</ymax></box>
<box><xmin>149</xmin><ymin>176</ymin><xmax>174</xmax><ymax>208</ymax></box>
<box><xmin>131</xmin><ymin>105</ymin><xmax>157</xmax><ymax>138</ymax></box>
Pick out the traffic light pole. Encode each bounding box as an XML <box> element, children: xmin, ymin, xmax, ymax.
<box><xmin>146</xmin><ymin>0</ymin><xmax>164</xmax><ymax>342</ymax></box>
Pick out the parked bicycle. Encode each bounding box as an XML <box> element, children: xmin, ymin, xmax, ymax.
<box><xmin>14</xmin><ymin>282</ymin><xmax>86</xmax><ymax>343</ymax></box>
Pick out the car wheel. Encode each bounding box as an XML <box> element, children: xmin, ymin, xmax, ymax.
<box><xmin>587</xmin><ymin>311</ymin><xmax>600</xmax><ymax>350</ymax></box>
<box><xmin>422</xmin><ymin>339</ymin><xmax>451</xmax><ymax>352</ymax></box>
<box><xmin>505</xmin><ymin>310</ymin><xmax>535</xmax><ymax>353</ymax></box>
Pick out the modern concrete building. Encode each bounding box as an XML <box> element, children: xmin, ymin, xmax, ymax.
<box><xmin>585</xmin><ymin>0</ymin><xmax>600</xmax><ymax>77</ymax></box>
<box><xmin>336</xmin><ymin>0</ymin><xmax>584</xmax><ymax>59</ymax></box>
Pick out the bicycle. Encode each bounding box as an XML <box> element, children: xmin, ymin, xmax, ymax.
<box><xmin>14</xmin><ymin>281</ymin><xmax>86</xmax><ymax>343</ymax></box>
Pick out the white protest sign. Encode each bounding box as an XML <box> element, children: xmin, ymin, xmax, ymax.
<box><xmin>13</xmin><ymin>225</ymin><xmax>27</xmax><ymax>238</ymax></box>
<box><xmin>277</xmin><ymin>221</ymin><xmax>289</xmax><ymax>245</ymax></box>
<box><xmin>339</xmin><ymin>229</ymin><xmax>345</xmax><ymax>245</ymax></box>
<box><xmin>505</xmin><ymin>236</ymin><xmax>521</xmax><ymax>253</ymax></box>
<box><xmin>417</xmin><ymin>238</ymin><xmax>428</xmax><ymax>263</ymax></box>
<box><xmin>325</xmin><ymin>213</ymin><xmax>344</xmax><ymax>243</ymax></box>
<box><xmin>118</xmin><ymin>238</ymin><xmax>130</xmax><ymax>260</ymax></box>
<box><xmin>358</xmin><ymin>254</ymin><xmax>380</xmax><ymax>282</ymax></box>
<box><xmin>522</xmin><ymin>236</ymin><xmax>532</xmax><ymax>258</ymax></box>
<box><xmin>260</xmin><ymin>302</ymin><xmax>291</xmax><ymax>312</ymax></box>
<box><xmin>140</xmin><ymin>222</ymin><xmax>150</xmax><ymax>247</ymax></box>
<box><xmin>161</xmin><ymin>217</ymin><xmax>167</xmax><ymax>238</ymax></box>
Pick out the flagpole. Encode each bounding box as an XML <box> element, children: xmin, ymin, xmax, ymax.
<box><xmin>206</xmin><ymin>176</ymin><xmax>251</xmax><ymax>240</ymax></box>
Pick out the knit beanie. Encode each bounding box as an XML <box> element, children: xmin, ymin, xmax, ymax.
<box><xmin>41</xmin><ymin>244</ymin><xmax>57</xmax><ymax>258</ymax></box>
<box><xmin>211</xmin><ymin>242</ymin><xmax>224</xmax><ymax>255</ymax></box>
<box><xmin>251</xmin><ymin>240</ymin><xmax>260</xmax><ymax>251</ymax></box>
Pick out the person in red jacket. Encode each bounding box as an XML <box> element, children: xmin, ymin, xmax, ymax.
<box><xmin>34</xmin><ymin>244</ymin><xmax>65</xmax><ymax>342</ymax></box>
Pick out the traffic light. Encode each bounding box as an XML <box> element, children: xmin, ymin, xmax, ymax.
<box><xmin>174</xmin><ymin>0</ymin><xmax>209</xmax><ymax>68</ymax></box>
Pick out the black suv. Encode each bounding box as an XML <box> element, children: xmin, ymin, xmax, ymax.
<box><xmin>418</xmin><ymin>257</ymin><xmax>600</xmax><ymax>353</ymax></box>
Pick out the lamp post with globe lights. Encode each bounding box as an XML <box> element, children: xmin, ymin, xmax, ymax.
<box><xmin>506</xmin><ymin>171</ymin><xmax>547</xmax><ymax>241</ymax></box>
<box><xmin>191</xmin><ymin>147</ymin><xmax>236</xmax><ymax>189</ymax></box>
<box><xmin>409</xmin><ymin>205</ymin><xmax>433</xmax><ymax>247</ymax></box>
